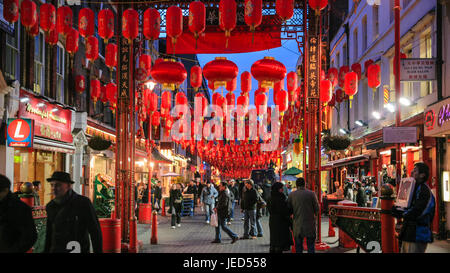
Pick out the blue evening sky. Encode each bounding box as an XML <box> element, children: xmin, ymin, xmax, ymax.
<box><xmin>197</xmin><ymin>39</ymin><xmax>301</xmax><ymax>106</ymax></box>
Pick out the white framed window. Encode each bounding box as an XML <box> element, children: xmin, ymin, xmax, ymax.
<box><xmin>5</xmin><ymin>22</ymin><xmax>19</xmax><ymax>80</ymax></box>
<box><xmin>362</xmin><ymin>16</ymin><xmax>367</xmax><ymax>52</ymax></box>
<box><xmin>373</xmin><ymin>5</ymin><xmax>379</xmax><ymax>41</ymax></box>
<box><xmin>56</xmin><ymin>43</ymin><xmax>65</xmax><ymax>103</ymax></box>
<box><xmin>420</xmin><ymin>28</ymin><xmax>433</xmax><ymax>97</ymax></box>
<box><xmin>34</xmin><ymin>31</ymin><xmax>45</xmax><ymax>94</ymax></box>
<box><xmin>353</xmin><ymin>29</ymin><xmax>358</xmax><ymax>61</ymax></box>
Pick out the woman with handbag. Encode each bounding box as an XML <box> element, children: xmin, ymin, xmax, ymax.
<box><xmin>169</xmin><ymin>183</ymin><xmax>183</xmax><ymax>229</ymax></box>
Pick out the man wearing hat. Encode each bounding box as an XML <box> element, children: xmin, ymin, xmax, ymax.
<box><xmin>0</xmin><ymin>174</ymin><xmax>37</xmax><ymax>252</ymax></box>
<box><xmin>44</xmin><ymin>171</ymin><xmax>103</xmax><ymax>253</ymax></box>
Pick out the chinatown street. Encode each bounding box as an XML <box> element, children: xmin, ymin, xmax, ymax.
<box><xmin>137</xmin><ymin>206</ymin><xmax>450</xmax><ymax>253</ymax></box>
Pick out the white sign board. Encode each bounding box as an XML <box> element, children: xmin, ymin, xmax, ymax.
<box><xmin>383</xmin><ymin>127</ymin><xmax>417</xmax><ymax>144</ymax></box>
<box><xmin>400</xmin><ymin>58</ymin><xmax>436</xmax><ymax>81</ymax></box>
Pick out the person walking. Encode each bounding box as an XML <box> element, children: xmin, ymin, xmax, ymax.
<box><xmin>197</xmin><ymin>180</ymin><xmax>206</xmax><ymax>207</ymax></box>
<box><xmin>355</xmin><ymin>182</ymin><xmax>366</xmax><ymax>207</ymax></box>
<box><xmin>169</xmin><ymin>183</ymin><xmax>183</xmax><ymax>229</ymax></box>
<box><xmin>200</xmin><ymin>181</ymin><xmax>218</xmax><ymax>224</ymax></box>
<box><xmin>261</xmin><ymin>179</ymin><xmax>271</xmax><ymax>216</ymax></box>
<box><xmin>288</xmin><ymin>177</ymin><xmax>319</xmax><ymax>253</ymax></box>
<box><xmin>153</xmin><ymin>181</ymin><xmax>162</xmax><ymax>213</ymax></box>
<box><xmin>0</xmin><ymin>175</ymin><xmax>37</xmax><ymax>253</ymax></box>
<box><xmin>31</xmin><ymin>181</ymin><xmax>41</xmax><ymax>206</ymax></box>
<box><xmin>184</xmin><ymin>180</ymin><xmax>198</xmax><ymax>209</ymax></box>
<box><xmin>241</xmin><ymin>179</ymin><xmax>258</xmax><ymax>240</ymax></box>
<box><xmin>268</xmin><ymin>182</ymin><xmax>293</xmax><ymax>253</ymax></box>
<box><xmin>228</xmin><ymin>180</ymin><xmax>239</xmax><ymax>223</ymax></box>
<box><xmin>392</xmin><ymin>162</ymin><xmax>436</xmax><ymax>253</ymax></box>
<box><xmin>211</xmin><ymin>182</ymin><xmax>239</xmax><ymax>244</ymax></box>
<box><xmin>44</xmin><ymin>171</ymin><xmax>102</xmax><ymax>253</ymax></box>
<box><xmin>255</xmin><ymin>184</ymin><xmax>265</xmax><ymax>238</ymax></box>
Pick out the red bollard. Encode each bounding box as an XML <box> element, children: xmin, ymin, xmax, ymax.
<box><xmin>328</xmin><ymin>217</ymin><xmax>335</xmax><ymax>237</ymax></box>
<box><xmin>129</xmin><ymin>218</ymin><xmax>138</xmax><ymax>253</ymax></box>
<box><xmin>380</xmin><ymin>185</ymin><xmax>396</xmax><ymax>253</ymax></box>
<box><xmin>99</xmin><ymin>218</ymin><xmax>121</xmax><ymax>253</ymax></box>
<box><xmin>151</xmin><ymin>211</ymin><xmax>158</xmax><ymax>244</ymax></box>
<box><xmin>161</xmin><ymin>199</ymin><xmax>166</xmax><ymax>216</ymax></box>
<box><xmin>138</xmin><ymin>203</ymin><xmax>152</xmax><ymax>224</ymax></box>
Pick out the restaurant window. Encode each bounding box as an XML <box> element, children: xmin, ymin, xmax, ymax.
<box><xmin>13</xmin><ymin>148</ymin><xmax>65</xmax><ymax>206</ymax></box>
<box><xmin>5</xmin><ymin>22</ymin><xmax>19</xmax><ymax>80</ymax></box>
<box><xmin>34</xmin><ymin>31</ymin><xmax>45</xmax><ymax>95</ymax></box>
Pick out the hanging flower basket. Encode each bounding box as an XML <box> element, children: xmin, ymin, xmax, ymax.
<box><xmin>322</xmin><ymin>135</ymin><xmax>351</xmax><ymax>151</ymax></box>
<box><xmin>88</xmin><ymin>135</ymin><xmax>112</xmax><ymax>151</ymax></box>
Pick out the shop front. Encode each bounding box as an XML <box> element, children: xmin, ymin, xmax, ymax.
<box><xmin>13</xmin><ymin>89</ymin><xmax>74</xmax><ymax>205</ymax></box>
<box><xmin>424</xmin><ymin>98</ymin><xmax>450</xmax><ymax>237</ymax></box>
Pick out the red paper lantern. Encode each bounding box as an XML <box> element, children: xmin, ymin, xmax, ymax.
<box><xmin>237</xmin><ymin>95</ymin><xmax>249</xmax><ymax>115</ymax></box>
<box><xmin>39</xmin><ymin>3</ymin><xmax>56</xmax><ymax>33</ymax></box>
<box><xmin>226</xmin><ymin>77</ymin><xmax>237</xmax><ymax>92</ymax></box>
<box><xmin>203</xmin><ymin>57</ymin><xmax>239</xmax><ymax>90</ymax></box>
<box><xmin>309</xmin><ymin>0</ymin><xmax>328</xmax><ymax>12</ymax></box>
<box><xmin>276</xmin><ymin>0</ymin><xmax>294</xmax><ymax>21</ymax></box>
<box><xmin>3</xmin><ymin>0</ymin><xmax>19</xmax><ymax>23</ymax></box>
<box><xmin>105</xmin><ymin>43</ymin><xmax>118</xmax><ymax>69</ymax></box>
<box><xmin>161</xmin><ymin>91</ymin><xmax>172</xmax><ymax>110</ymax></box>
<box><xmin>251</xmin><ymin>57</ymin><xmax>287</xmax><ymax>89</ymax></box>
<box><xmin>143</xmin><ymin>8</ymin><xmax>161</xmax><ymax>41</ymax></box>
<box><xmin>275</xmin><ymin>90</ymin><xmax>288</xmax><ymax>113</ymax></box>
<box><xmin>29</xmin><ymin>20</ymin><xmax>39</xmax><ymax>37</ymax></box>
<box><xmin>166</xmin><ymin>6</ymin><xmax>183</xmax><ymax>46</ymax></box>
<box><xmin>45</xmin><ymin>28</ymin><xmax>58</xmax><ymax>45</ymax></box>
<box><xmin>208</xmin><ymin>80</ymin><xmax>215</xmax><ymax>91</ymax></box>
<box><xmin>189</xmin><ymin>1</ymin><xmax>206</xmax><ymax>43</ymax></box>
<box><xmin>86</xmin><ymin>36</ymin><xmax>99</xmax><ymax>63</ymax></box>
<box><xmin>152</xmin><ymin>111</ymin><xmax>161</xmax><ymax>127</ymax></box>
<box><xmin>148</xmin><ymin>92</ymin><xmax>158</xmax><ymax>113</ymax></box>
<box><xmin>106</xmin><ymin>83</ymin><xmax>117</xmax><ymax>102</ymax></box>
<box><xmin>344</xmin><ymin>71</ymin><xmax>358</xmax><ymax>97</ymax></box>
<box><xmin>255</xmin><ymin>93</ymin><xmax>267</xmax><ymax>116</ymax></box>
<box><xmin>78</xmin><ymin>8</ymin><xmax>94</xmax><ymax>38</ymax></box>
<box><xmin>274</xmin><ymin>78</ymin><xmax>285</xmax><ymax>93</ymax></box>
<box><xmin>65</xmin><ymin>28</ymin><xmax>79</xmax><ymax>55</ymax></box>
<box><xmin>328</xmin><ymin>93</ymin><xmax>336</xmax><ymax>107</ymax></box>
<box><xmin>100</xmin><ymin>85</ymin><xmax>108</xmax><ymax>104</ymax></box>
<box><xmin>338</xmin><ymin>66</ymin><xmax>349</xmax><ymax>89</ymax></box>
<box><xmin>364</xmin><ymin>59</ymin><xmax>374</xmax><ymax>77</ymax></box>
<box><xmin>190</xmin><ymin>65</ymin><xmax>202</xmax><ymax>91</ymax></box>
<box><xmin>151</xmin><ymin>59</ymin><xmax>187</xmax><ymax>90</ymax></box>
<box><xmin>20</xmin><ymin>0</ymin><xmax>37</xmax><ymax>29</ymax></box>
<box><xmin>90</xmin><ymin>79</ymin><xmax>101</xmax><ymax>103</ymax></box>
<box><xmin>335</xmin><ymin>89</ymin><xmax>344</xmax><ymax>103</ymax></box>
<box><xmin>139</xmin><ymin>54</ymin><xmax>152</xmax><ymax>77</ymax></box>
<box><xmin>176</xmin><ymin>92</ymin><xmax>188</xmax><ymax>107</ymax></box>
<box><xmin>219</xmin><ymin>0</ymin><xmax>236</xmax><ymax>46</ymax></box>
<box><xmin>195</xmin><ymin>93</ymin><xmax>208</xmax><ymax>115</ymax></box>
<box><xmin>320</xmin><ymin>80</ymin><xmax>332</xmax><ymax>104</ymax></box>
<box><xmin>240</xmin><ymin>71</ymin><xmax>252</xmax><ymax>93</ymax></box>
<box><xmin>286</xmin><ymin>71</ymin><xmax>298</xmax><ymax>92</ymax></box>
<box><xmin>98</xmin><ymin>9</ymin><xmax>114</xmax><ymax>43</ymax></box>
<box><xmin>75</xmin><ymin>75</ymin><xmax>85</xmax><ymax>94</ymax></box>
<box><xmin>56</xmin><ymin>6</ymin><xmax>72</xmax><ymax>36</ymax></box>
<box><xmin>226</xmin><ymin>92</ymin><xmax>236</xmax><ymax>106</ymax></box>
<box><xmin>244</xmin><ymin>0</ymin><xmax>262</xmax><ymax>32</ymax></box>
<box><xmin>327</xmin><ymin>67</ymin><xmax>339</xmax><ymax>89</ymax></box>
<box><xmin>122</xmin><ymin>8</ymin><xmax>139</xmax><ymax>42</ymax></box>
<box><xmin>367</xmin><ymin>64</ymin><xmax>381</xmax><ymax>89</ymax></box>
<box><xmin>351</xmin><ymin>63</ymin><xmax>362</xmax><ymax>81</ymax></box>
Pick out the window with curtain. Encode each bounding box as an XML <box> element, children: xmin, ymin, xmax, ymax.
<box><xmin>34</xmin><ymin>32</ymin><xmax>45</xmax><ymax>94</ymax></box>
<box><xmin>56</xmin><ymin>44</ymin><xmax>65</xmax><ymax>103</ymax></box>
<box><xmin>420</xmin><ymin>29</ymin><xmax>433</xmax><ymax>97</ymax></box>
<box><xmin>5</xmin><ymin>22</ymin><xmax>19</xmax><ymax>80</ymax></box>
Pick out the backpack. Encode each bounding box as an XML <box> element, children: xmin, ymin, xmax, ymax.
<box><xmin>256</xmin><ymin>190</ymin><xmax>266</xmax><ymax>209</ymax></box>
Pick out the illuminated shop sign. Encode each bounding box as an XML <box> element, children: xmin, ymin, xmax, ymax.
<box><xmin>19</xmin><ymin>89</ymin><xmax>73</xmax><ymax>143</ymax></box>
<box><xmin>425</xmin><ymin>97</ymin><xmax>450</xmax><ymax>137</ymax></box>
<box><xmin>6</xmin><ymin>118</ymin><xmax>34</xmax><ymax>147</ymax></box>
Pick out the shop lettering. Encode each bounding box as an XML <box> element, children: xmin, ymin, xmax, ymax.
<box><xmin>26</xmin><ymin>103</ymin><xmax>67</xmax><ymax>125</ymax></box>
<box><xmin>438</xmin><ymin>104</ymin><xmax>450</xmax><ymax>127</ymax></box>
<box><xmin>40</xmin><ymin>124</ymin><xmax>62</xmax><ymax>140</ymax></box>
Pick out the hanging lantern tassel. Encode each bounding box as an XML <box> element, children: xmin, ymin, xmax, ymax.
<box><xmin>349</xmin><ymin>95</ymin><xmax>353</xmax><ymax>109</ymax></box>
<box><xmin>251</xmin><ymin>26</ymin><xmax>255</xmax><ymax>44</ymax></box>
<box><xmin>225</xmin><ymin>30</ymin><xmax>230</xmax><ymax>48</ymax></box>
<box><xmin>372</xmin><ymin>88</ymin><xmax>376</xmax><ymax>101</ymax></box>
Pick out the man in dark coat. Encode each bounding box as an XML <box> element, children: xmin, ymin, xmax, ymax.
<box><xmin>355</xmin><ymin>182</ymin><xmax>366</xmax><ymax>207</ymax></box>
<box><xmin>211</xmin><ymin>182</ymin><xmax>239</xmax><ymax>244</ymax></box>
<box><xmin>44</xmin><ymin>172</ymin><xmax>102</xmax><ymax>253</ymax></box>
<box><xmin>0</xmin><ymin>175</ymin><xmax>37</xmax><ymax>253</ymax></box>
<box><xmin>228</xmin><ymin>180</ymin><xmax>239</xmax><ymax>222</ymax></box>
<box><xmin>261</xmin><ymin>179</ymin><xmax>272</xmax><ymax>216</ymax></box>
<box><xmin>392</xmin><ymin>162</ymin><xmax>436</xmax><ymax>253</ymax></box>
<box><xmin>184</xmin><ymin>180</ymin><xmax>198</xmax><ymax>208</ymax></box>
<box><xmin>268</xmin><ymin>182</ymin><xmax>293</xmax><ymax>253</ymax></box>
<box><xmin>153</xmin><ymin>181</ymin><xmax>162</xmax><ymax>213</ymax></box>
<box><xmin>288</xmin><ymin>177</ymin><xmax>319</xmax><ymax>253</ymax></box>
<box><xmin>241</xmin><ymin>179</ymin><xmax>258</xmax><ymax>239</ymax></box>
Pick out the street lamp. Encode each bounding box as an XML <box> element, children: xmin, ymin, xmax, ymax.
<box><xmin>355</xmin><ymin>120</ymin><xmax>368</xmax><ymax>127</ymax></box>
<box><xmin>372</xmin><ymin>111</ymin><xmax>382</xmax><ymax>120</ymax></box>
<box><xmin>145</xmin><ymin>80</ymin><xmax>156</xmax><ymax>90</ymax></box>
<box><xmin>339</xmin><ymin>128</ymin><xmax>350</xmax><ymax>135</ymax></box>
<box><xmin>384</xmin><ymin>103</ymin><xmax>396</xmax><ymax>113</ymax></box>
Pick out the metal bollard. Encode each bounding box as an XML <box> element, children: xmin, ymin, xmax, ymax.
<box><xmin>151</xmin><ymin>211</ymin><xmax>158</xmax><ymax>244</ymax></box>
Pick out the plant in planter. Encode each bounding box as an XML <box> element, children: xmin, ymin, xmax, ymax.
<box><xmin>88</xmin><ymin>135</ymin><xmax>112</xmax><ymax>151</ymax></box>
<box><xmin>322</xmin><ymin>135</ymin><xmax>351</xmax><ymax>151</ymax></box>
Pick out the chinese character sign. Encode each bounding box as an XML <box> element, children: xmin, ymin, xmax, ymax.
<box><xmin>308</xmin><ymin>35</ymin><xmax>320</xmax><ymax>99</ymax></box>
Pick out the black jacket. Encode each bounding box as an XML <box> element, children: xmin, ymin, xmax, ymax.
<box><xmin>268</xmin><ymin>191</ymin><xmax>293</xmax><ymax>249</ymax></box>
<box><xmin>242</xmin><ymin>187</ymin><xmax>258</xmax><ymax>210</ymax></box>
<box><xmin>153</xmin><ymin>186</ymin><xmax>162</xmax><ymax>200</ymax></box>
<box><xmin>230</xmin><ymin>185</ymin><xmax>239</xmax><ymax>201</ymax></box>
<box><xmin>216</xmin><ymin>189</ymin><xmax>232</xmax><ymax>218</ymax></box>
<box><xmin>186</xmin><ymin>185</ymin><xmax>198</xmax><ymax>196</ymax></box>
<box><xmin>356</xmin><ymin>187</ymin><xmax>366</xmax><ymax>207</ymax></box>
<box><xmin>169</xmin><ymin>189</ymin><xmax>183</xmax><ymax>213</ymax></box>
<box><xmin>44</xmin><ymin>190</ymin><xmax>103</xmax><ymax>253</ymax></box>
<box><xmin>0</xmin><ymin>192</ymin><xmax>37</xmax><ymax>253</ymax></box>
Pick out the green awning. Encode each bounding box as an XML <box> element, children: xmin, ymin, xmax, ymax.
<box><xmin>284</xmin><ymin>167</ymin><xmax>303</xmax><ymax>176</ymax></box>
